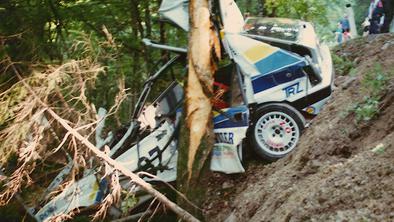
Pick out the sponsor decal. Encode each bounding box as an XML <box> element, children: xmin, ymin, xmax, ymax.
<box><xmin>215</xmin><ymin>132</ymin><xmax>234</xmax><ymax>144</ymax></box>
<box><xmin>283</xmin><ymin>82</ymin><xmax>303</xmax><ymax>98</ymax></box>
<box><xmin>212</xmin><ymin>145</ymin><xmax>237</xmax><ymax>159</ymax></box>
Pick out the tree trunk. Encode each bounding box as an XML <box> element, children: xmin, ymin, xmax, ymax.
<box><xmin>177</xmin><ymin>0</ymin><xmax>219</xmax><ymax>218</ymax></box>
<box><xmin>259</xmin><ymin>0</ymin><xmax>266</xmax><ymax>16</ymax></box>
<box><xmin>156</xmin><ymin>0</ymin><xmax>169</xmax><ymax>63</ymax></box>
<box><xmin>245</xmin><ymin>0</ymin><xmax>252</xmax><ymax>15</ymax></box>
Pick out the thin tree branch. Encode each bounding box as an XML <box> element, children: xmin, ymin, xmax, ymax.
<box><xmin>11</xmin><ymin>63</ymin><xmax>200</xmax><ymax>222</ymax></box>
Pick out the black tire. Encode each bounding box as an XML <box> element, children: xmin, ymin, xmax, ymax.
<box><xmin>249</xmin><ymin>103</ymin><xmax>305</xmax><ymax>161</ymax></box>
<box><xmin>237</xmin><ymin>142</ymin><xmax>244</xmax><ymax>163</ymax></box>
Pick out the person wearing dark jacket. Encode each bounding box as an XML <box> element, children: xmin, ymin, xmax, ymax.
<box><xmin>370</xmin><ymin>0</ymin><xmax>385</xmax><ymax>34</ymax></box>
<box><xmin>381</xmin><ymin>0</ymin><xmax>394</xmax><ymax>33</ymax></box>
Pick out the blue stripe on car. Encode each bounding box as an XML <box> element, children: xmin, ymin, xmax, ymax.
<box><xmin>213</xmin><ymin>106</ymin><xmax>249</xmax><ymax>129</ymax></box>
<box><xmin>252</xmin><ymin>65</ymin><xmax>306</xmax><ymax>94</ymax></box>
<box><xmin>254</xmin><ymin>51</ymin><xmax>303</xmax><ymax>75</ymax></box>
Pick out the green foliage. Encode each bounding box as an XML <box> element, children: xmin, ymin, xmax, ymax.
<box><xmin>120</xmin><ymin>191</ymin><xmax>138</xmax><ymax>214</ymax></box>
<box><xmin>0</xmin><ymin>0</ymin><xmax>381</xmax><ymax>220</ymax></box>
<box><xmin>0</xmin><ymin>59</ymin><xmax>103</xmax><ymax>163</ymax></box>
<box><xmin>353</xmin><ymin>0</ymin><xmax>372</xmax><ymax>34</ymax></box>
<box><xmin>236</xmin><ymin>0</ymin><xmax>365</xmax><ymax>42</ymax></box>
<box><xmin>237</xmin><ymin>0</ymin><xmax>264</xmax><ymax>16</ymax></box>
<box><xmin>1</xmin><ymin>0</ymin><xmax>366</xmax><ymax>125</ymax></box>
<box><xmin>351</xmin><ymin>64</ymin><xmax>392</xmax><ymax>122</ymax></box>
<box><xmin>0</xmin><ymin>201</ymin><xmax>35</xmax><ymax>222</ymax></box>
<box><xmin>70</xmin><ymin>216</ymin><xmax>92</xmax><ymax>222</ymax></box>
<box><xmin>0</xmin><ymin>0</ymin><xmax>188</xmax><ymax>126</ymax></box>
<box><xmin>332</xmin><ymin>54</ymin><xmax>355</xmax><ymax>76</ymax></box>
<box><xmin>264</xmin><ymin>0</ymin><xmax>333</xmax><ymax>24</ymax></box>
<box><xmin>361</xmin><ymin>64</ymin><xmax>390</xmax><ymax>97</ymax></box>
<box><xmin>354</xmin><ymin>96</ymin><xmax>380</xmax><ymax>122</ymax></box>
<box><xmin>264</xmin><ymin>0</ymin><xmax>346</xmax><ymax>41</ymax></box>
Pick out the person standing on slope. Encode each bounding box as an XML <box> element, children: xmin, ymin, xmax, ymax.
<box><xmin>369</xmin><ymin>0</ymin><xmax>385</xmax><ymax>34</ymax></box>
<box><xmin>340</xmin><ymin>14</ymin><xmax>353</xmax><ymax>42</ymax></box>
<box><xmin>381</xmin><ymin>0</ymin><xmax>394</xmax><ymax>33</ymax></box>
<box><xmin>340</xmin><ymin>14</ymin><xmax>351</xmax><ymax>33</ymax></box>
<box><xmin>335</xmin><ymin>22</ymin><xmax>344</xmax><ymax>44</ymax></box>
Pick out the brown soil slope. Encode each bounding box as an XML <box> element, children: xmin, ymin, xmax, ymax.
<box><xmin>204</xmin><ymin>34</ymin><xmax>394</xmax><ymax>222</ymax></box>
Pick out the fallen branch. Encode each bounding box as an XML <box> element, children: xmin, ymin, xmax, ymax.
<box><xmin>0</xmin><ymin>169</ymin><xmax>38</xmax><ymax>222</ymax></box>
<box><xmin>46</xmin><ymin>108</ymin><xmax>199</xmax><ymax>221</ymax></box>
<box><xmin>12</xmin><ymin>64</ymin><xmax>200</xmax><ymax>222</ymax></box>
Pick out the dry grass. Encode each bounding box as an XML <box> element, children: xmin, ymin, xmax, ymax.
<box><xmin>0</xmin><ymin>34</ymin><xmax>198</xmax><ymax>222</ymax></box>
<box><xmin>0</xmin><ymin>36</ymin><xmax>128</xmax><ymax>220</ymax></box>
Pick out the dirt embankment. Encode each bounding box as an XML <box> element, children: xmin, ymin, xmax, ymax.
<box><xmin>203</xmin><ymin>34</ymin><xmax>394</xmax><ymax>222</ymax></box>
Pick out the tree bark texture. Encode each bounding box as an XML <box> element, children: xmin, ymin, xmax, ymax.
<box><xmin>177</xmin><ymin>0</ymin><xmax>220</xmax><ymax>217</ymax></box>
<box><xmin>185</xmin><ymin>0</ymin><xmax>215</xmax><ymax>184</ymax></box>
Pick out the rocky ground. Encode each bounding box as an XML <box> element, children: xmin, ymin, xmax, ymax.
<box><xmin>202</xmin><ymin>34</ymin><xmax>394</xmax><ymax>222</ymax></box>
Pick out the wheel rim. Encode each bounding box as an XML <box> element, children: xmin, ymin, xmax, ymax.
<box><xmin>254</xmin><ymin>111</ymin><xmax>300</xmax><ymax>156</ymax></box>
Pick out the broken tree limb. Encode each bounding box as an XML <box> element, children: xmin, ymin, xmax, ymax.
<box><xmin>11</xmin><ymin>64</ymin><xmax>200</xmax><ymax>222</ymax></box>
<box><xmin>45</xmin><ymin>108</ymin><xmax>199</xmax><ymax>222</ymax></box>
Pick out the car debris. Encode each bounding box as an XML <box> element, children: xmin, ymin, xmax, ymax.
<box><xmin>33</xmin><ymin>0</ymin><xmax>334</xmax><ymax>220</ymax></box>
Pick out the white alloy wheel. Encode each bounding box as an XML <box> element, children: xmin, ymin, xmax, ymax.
<box><xmin>250</xmin><ymin>103</ymin><xmax>305</xmax><ymax>161</ymax></box>
<box><xmin>254</xmin><ymin>111</ymin><xmax>300</xmax><ymax>156</ymax></box>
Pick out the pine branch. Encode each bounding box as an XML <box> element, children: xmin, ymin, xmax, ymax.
<box><xmin>11</xmin><ymin>63</ymin><xmax>200</xmax><ymax>222</ymax></box>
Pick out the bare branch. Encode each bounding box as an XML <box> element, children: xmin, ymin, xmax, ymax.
<box><xmin>10</xmin><ymin>63</ymin><xmax>200</xmax><ymax>222</ymax></box>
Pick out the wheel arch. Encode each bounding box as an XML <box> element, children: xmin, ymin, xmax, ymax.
<box><xmin>246</xmin><ymin>102</ymin><xmax>306</xmax><ymax>161</ymax></box>
<box><xmin>248</xmin><ymin>102</ymin><xmax>306</xmax><ymax>127</ymax></box>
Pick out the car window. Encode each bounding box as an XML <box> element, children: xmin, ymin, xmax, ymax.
<box><xmin>245</xmin><ymin>18</ymin><xmax>300</xmax><ymax>42</ymax></box>
<box><xmin>147</xmin><ymin>60</ymin><xmax>186</xmax><ymax>103</ymax></box>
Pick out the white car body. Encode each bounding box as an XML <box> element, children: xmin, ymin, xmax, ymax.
<box><xmin>36</xmin><ymin>1</ymin><xmax>335</xmax><ymax>220</ymax></box>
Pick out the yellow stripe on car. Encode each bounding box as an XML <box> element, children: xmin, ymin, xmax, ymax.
<box><xmin>243</xmin><ymin>43</ymin><xmax>278</xmax><ymax>63</ymax></box>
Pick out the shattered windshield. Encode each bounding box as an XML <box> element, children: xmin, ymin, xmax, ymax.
<box><xmin>244</xmin><ymin>18</ymin><xmax>300</xmax><ymax>41</ymax></box>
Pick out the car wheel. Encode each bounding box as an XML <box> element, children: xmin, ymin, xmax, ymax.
<box><xmin>250</xmin><ymin>103</ymin><xmax>305</xmax><ymax>161</ymax></box>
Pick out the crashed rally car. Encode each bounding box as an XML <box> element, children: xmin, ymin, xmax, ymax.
<box><xmin>34</xmin><ymin>0</ymin><xmax>334</xmax><ymax>220</ymax></box>
<box><xmin>158</xmin><ymin>0</ymin><xmax>333</xmax><ymax>166</ymax></box>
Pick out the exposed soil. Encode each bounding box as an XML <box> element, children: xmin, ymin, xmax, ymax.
<box><xmin>203</xmin><ymin>34</ymin><xmax>394</xmax><ymax>222</ymax></box>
